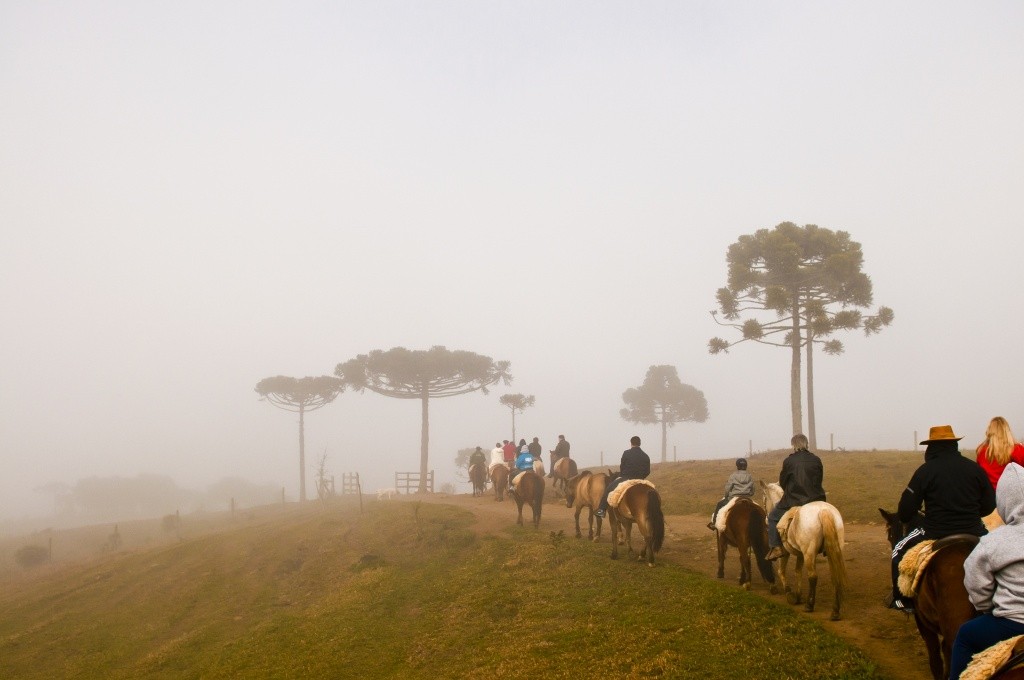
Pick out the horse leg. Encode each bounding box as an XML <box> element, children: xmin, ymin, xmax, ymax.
<box><xmin>716</xmin><ymin>533</ymin><xmax>726</xmax><ymax>579</ymax></box>
<box><xmin>532</xmin><ymin>497</ymin><xmax>541</xmax><ymax>528</ymax></box>
<box><xmin>610</xmin><ymin>515</ymin><xmax>619</xmax><ymax>559</ymax></box>
<box><xmin>515</xmin><ymin>496</ymin><xmax>524</xmax><ymax>526</ymax></box>
<box><xmin>574</xmin><ymin>506</ymin><xmax>583</xmax><ymax>538</ymax></box>
<box><xmin>594</xmin><ymin>511</ymin><xmax>602</xmax><ymax>542</ymax></box>
<box><xmin>805</xmin><ymin>551</ymin><xmax>817</xmax><ymax>612</ymax></box>
<box><xmin>739</xmin><ymin>541</ymin><xmax>752</xmax><ymax>590</ymax></box>
<box><xmin>624</xmin><ymin>521</ymin><xmax>635</xmax><ymax>559</ymax></box>
<box><xmin>915</xmin><ymin>614</ymin><xmax>944</xmax><ymax>680</ymax></box>
<box><xmin>786</xmin><ymin>553</ymin><xmax>805</xmax><ymax>606</ymax></box>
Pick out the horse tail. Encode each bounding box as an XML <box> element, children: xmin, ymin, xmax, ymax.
<box><xmin>568</xmin><ymin>459</ymin><xmax>578</xmax><ymax>477</ymax></box>
<box><xmin>647</xmin><ymin>488</ymin><xmax>665</xmax><ymax>553</ymax></box>
<box><xmin>749</xmin><ymin>507</ymin><xmax>776</xmax><ymax>584</ymax></box>
<box><xmin>820</xmin><ymin>509</ymin><xmax>847</xmax><ymax>600</ymax></box>
<box><xmin>532</xmin><ymin>473</ymin><xmax>545</xmax><ymax>516</ymax></box>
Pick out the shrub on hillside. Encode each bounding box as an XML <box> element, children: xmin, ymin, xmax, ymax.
<box><xmin>14</xmin><ymin>544</ymin><xmax>49</xmax><ymax>569</ymax></box>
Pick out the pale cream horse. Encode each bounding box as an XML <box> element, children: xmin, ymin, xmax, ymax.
<box><xmin>761</xmin><ymin>481</ymin><xmax>847</xmax><ymax>621</ymax></box>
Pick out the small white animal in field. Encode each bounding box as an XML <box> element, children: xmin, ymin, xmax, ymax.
<box><xmin>376</xmin><ymin>488</ymin><xmax>398</xmax><ymax>500</ymax></box>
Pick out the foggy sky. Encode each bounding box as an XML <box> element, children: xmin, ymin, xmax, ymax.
<box><xmin>2</xmin><ymin>2</ymin><xmax>1023</xmax><ymax>519</ymax></box>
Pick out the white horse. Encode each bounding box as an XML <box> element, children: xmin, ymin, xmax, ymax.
<box><xmin>761</xmin><ymin>481</ymin><xmax>847</xmax><ymax>620</ymax></box>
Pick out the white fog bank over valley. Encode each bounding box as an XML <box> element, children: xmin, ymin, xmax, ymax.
<box><xmin>2</xmin><ymin>2</ymin><xmax>1022</xmax><ymax>523</ymax></box>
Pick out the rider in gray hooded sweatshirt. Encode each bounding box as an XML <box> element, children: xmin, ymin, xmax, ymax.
<box><xmin>949</xmin><ymin>462</ymin><xmax>1024</xmax><ymax>679</ymax></box>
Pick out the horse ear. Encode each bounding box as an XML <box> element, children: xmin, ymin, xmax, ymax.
<box><xmin>878</xmin><ymin>508</ymin><xmax>895</xmax><ymax>522</ymax></box>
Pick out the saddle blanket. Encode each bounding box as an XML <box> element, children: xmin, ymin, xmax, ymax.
<box><xmin>608</xmin><ymin>479</ymin><xmax>656</xmax><ymax>509</ymax></box>
<box><xmin>897</xmin><ymin>539</ymin><xmax>936</xmax><ymax>598</ymax></box>
<box><xmin>488</xmin><ymin>463</ymin><xmax>506</xmax><ymax>476</ymax></box>
<box><xmin>713</xmin><ymin>496</ymin><xmax>754</xmax><ymax>532</ymax></box>
<box><xmin>961</xmin><ymin>634</ymin><xmax>1024</xmax><ymax>680</ymax></box>
<box><xmin>777</xmin><ymin>507</ymin><xmax>800</xmax><ymax>544</ymax></box>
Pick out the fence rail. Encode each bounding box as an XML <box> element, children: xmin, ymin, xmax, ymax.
<box><xmin>395</xmin><ymin>470</ymin><xmax>434</xmax><ymax>494</ymax></box>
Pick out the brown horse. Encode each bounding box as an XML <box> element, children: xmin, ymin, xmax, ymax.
<box><xmin>880</xmin><ymin>508</ymin><xmax>979</xmax><ymax>680</ymax></box>
<box><xmin>715</xmin><ymin>497</ymin><xmax>776</xmax><ymax>590</ymax></box>
<box><xmin>550</xmin><ymin>457</ymin><xmax>578</xmax><ymax>496</ymax></box>
<box><xmin>510</xmin><ymin>470</ymin><xmax>544</xmax><ymax>528</ymax></box>
<box><xmin>469</xmin><ymin>462</ymin><xmax>487</xmax><ymax>497</ymax></box>
<box><xmin>608</xmin><ymin>482</ymin><xmax>665</xmax><ymax>566</ymax></box>
<box><xmin>564</xmin><ymin>470</ymin><xmax>608</xmax><ymax>540</ymax></box>
<box><xmin>490</xmin><ymin>465</ymin><xmax>508</xmax><ymax>502</ymax></box>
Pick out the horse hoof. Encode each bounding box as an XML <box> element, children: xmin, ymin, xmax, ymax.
<box><xmin>804</xmin><ymin>604</ymin><xmax>815</xmax><ymax>613</ymax></box>
<box><xmin>742</xmin><ymin>583</ymin><xmax>751</xmax><ymax>591</ymax></box>
<box><xmin>786</xmin><ymin>593</ymin><xmax>801</xmax><ymax>605</ymax></box>
<box><xmin>829</xmin><ymin>613</ymin><xmax>841</xmax><ymax>621</ymax></box>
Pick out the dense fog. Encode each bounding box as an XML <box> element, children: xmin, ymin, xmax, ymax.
<box><xmin>2</xmin><ymin>2</ymin><xmax>1023</xmax><ymax>526</ymax></box>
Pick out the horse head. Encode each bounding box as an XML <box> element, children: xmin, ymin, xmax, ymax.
<box><xmin>878</xmin><ymin>508</ymin><xmax>924</xmax><ymax>550</ymax></box>
<box><xmin>760</xmin><ymin>480</ymin><xmax>782</xmax><ymax>513</ymax></box>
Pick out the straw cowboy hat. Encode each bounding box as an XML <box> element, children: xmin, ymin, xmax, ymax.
<box><xmin>920</xmin><ymin>425</ymin><xmax>964</xmax><ymax>445</ymax></box>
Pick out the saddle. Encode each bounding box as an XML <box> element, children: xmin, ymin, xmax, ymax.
<box><xmin>897</xmin><ymin>534</ymin><xmax>980</xmax><ymax>598</ymax></box>
<box><xmin>960</xmin><ymin>634</ymin><xmax>1024</xmax><ymax>680</ymax></box>
<box><xmin>607</xmin><ymin>479</ymin><xmax>655</xmax><ymax>511</ymax></box>
<box><xmin>713</xmin><ymin>496</ymin><xmax>754</xmax><ymax>533</ymax></box>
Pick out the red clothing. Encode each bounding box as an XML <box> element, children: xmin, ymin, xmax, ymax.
<box><xmin>502</xmin><ymin>442</ymin><xmax>516</xmax><ymax>463</ymax></box>
<box><xmin>976</xmin><ymin>442</ymin><xmax>1024</xmax><ymax>490</ymax></box>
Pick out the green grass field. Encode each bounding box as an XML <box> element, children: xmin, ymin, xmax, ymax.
<box><xmin>1</xmin><ymin>449</ymin><xmax>939</xmax><ymax>679</ymax></box>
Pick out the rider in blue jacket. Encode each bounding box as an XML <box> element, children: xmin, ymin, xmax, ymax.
<box><xmin>508</xmin><ymin>448</ymin><xmax>536</xmax><ymax>491</ymax></box>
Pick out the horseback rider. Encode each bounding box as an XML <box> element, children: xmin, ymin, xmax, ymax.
<box><xmin>489</xmin><ymin>442</ymin><xmax>505</xmax><ymax>468</ymax></box>
<box><xmin>765</xmin><ymin>434</ymin><xmax>825</xmax><ymax>561</ymax></box>
<box><xmin>508</xmin><ymin>446</ymin><xmax>536</xmax><ymax>492</ymax></box>
<box><xmin>708</xmin><ymin>458</ymin><xmax>755</xmax><ymax>530</ymax></box>
<box><xmin>594</xmin><ymin>436</ymin><xmax>650</xmax><ymax>519</ymax></box>
<box><xmin>549</xmin><ymin>434</ymin><xmax>570</xmax><ymax>477</ymax></box>
<box><xmin>468</xmin><ymin>446</ymin><xmax>486</xmax><ymax>471</ymax></box>
<box><xmin>949</xmin><ymin>462</ymin><xmax>1024</xmax><ymax>679</ymax></box>
<box><xmin>887</xmin><ymin>425</ymin><xmax>995</xmax><ymax>612</ymax></box>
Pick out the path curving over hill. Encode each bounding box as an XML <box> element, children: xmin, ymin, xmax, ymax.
<box><xmin>414</xmin><ymin>490</ymin><xmax>931</xmax><ymax>680</ymax></box>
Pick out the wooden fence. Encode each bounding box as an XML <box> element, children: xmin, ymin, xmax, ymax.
<box><xmin>395</xmin><ymin>470</ymin><xmax>434</xmax><ymax>494</ymax></box>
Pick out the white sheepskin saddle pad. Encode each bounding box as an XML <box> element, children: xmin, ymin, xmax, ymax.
<box><xmin>897</xmin><ymin>539</ymin><xmax>936</xmax><ymax>598</ymax></box>
<box><xmin>961</xmin><ymin>634</ymin><xmax>1024</xmax><ymax>680</ymax></box>
<box><xmin>608</xmin><ymin>479</ymin><xmax>656</xmax><ymax>509</ymax></box>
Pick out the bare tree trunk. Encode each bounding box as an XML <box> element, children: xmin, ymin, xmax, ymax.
<box><xmin>806</xmin><ymin>333</ymin><xmax>817</xmax><ymax>450</ymax></box>
<box><xmin>298</xmin><ymin>404</ymin><xmax>306</xmax><ymax>503</ymax></box>
<box><xmin>661</xmin><ymin>411</ymin><xmax>668</xmax><ymax>463</ymax></box>
<box><xmin>511</xmin><ymin>408</ymin><xmax>516</xmax><ymax>444</ymax></box>
<box><xmin>790</xmin><ymin>300</ymin><xmax>803</xmax><ymax>436</ymax></box>
<box><xmin>419</xmin><ymin>390</ymin><xmax>429</xmax><ymax>493</ymax></box>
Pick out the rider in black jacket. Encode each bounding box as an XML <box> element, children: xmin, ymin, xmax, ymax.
<box><xmin>887</xmin><ymin>425</ymin><xmax>995</xmax><ymax>612</ymax></box>
<box><xmin>594</xmin><ymin>436</ymin><xmax>650</xmax><ymax>518</ymax></box>
<box><xmin>765</xmin><ymin>434</ymin><xmax>826</xmax><ymax>561</ymax></box>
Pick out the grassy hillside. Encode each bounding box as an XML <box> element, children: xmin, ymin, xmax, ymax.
<box><xmin>0</xmin><ymin>497</ymin><xmax>883</xmax><ymax>679</ymax></box>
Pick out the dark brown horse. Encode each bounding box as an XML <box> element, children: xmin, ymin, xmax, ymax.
<box><xmin>564</xmin><ymin>470</ymin><xmax>608</xmax><ymax>540</ymax></box>
<box><xmin>469</xmin><ymin>462</ymin><xmax>487</xmax><ymax>497</ymax></box>
<box><xmin>608</xmin><ymin>482</ymin><xmax>664</xmax><ymax>566</ymax></box>
<box><xmin>715</xmin><ymin>497</ymin><xmax>776</xmax><ymax>590</ymax></box>
<box><xmin>490</xmin><ymin>464</ymin><xmax>508</xmax><ymax>502</ymax></box>
<box><xmin>550</xmin><ymin>457</ymin><xmax>578</xmax><ymax>496</ymax></box>
<box><xmin>510</xmin><ymin>470</ymin><xmax>544</xmax><ymax>528</ymax></box>
<box><xmin>880</xmin><ymin>508</ymin><xmax>979</xmax><ymax>680</ymax></box>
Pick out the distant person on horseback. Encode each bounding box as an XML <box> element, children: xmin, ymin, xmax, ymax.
<box><xmin>528</xmin><ymin>437</ymin><xmax>542</xmax><ymax>459</ymax></box>
<box><xmin>765</xmin><ymin>434</ymin><xmax>825</xmax><ymax>561</ymax></box>
<box><xmin>708</xmin><ymin>458</ymin><xmax>755</xmax><ymax>530</ymax></box>
<box><xmin>508</xmin><ymin>447</ymin><xmax>536</xmax><ymax>492</ymax></box>
<box><xmin>490</xmin><ymin>442</ymin><xmax>505</xmax><ymax>468</ymax></box>
<box><xmin>502</xmin><ymin>440</ymin><xmax>516</xmax><ymax>463</ymax></box>
<box><xmin>887</xmin><ymin>425</ymin><xmax>995</xmax><ymax>613</ymax></box>
<box><xmin>548</xmin><ymin>434</ymin><xmax>570</xmax><ymax>477</ymax></box>
<box><xmin>468</xmin><ymin>446</ymin><xmax>486</xmax><ymax>471</ymax></box>
<box><xmin>594</xmin><ymin>436</ymin><xmax>650</xmax><ymax>518</ymax></box>
<box><xmin>949</xmin><ymin>462</ymin><xmax>1024</xmax><ymax>679</ymax></box>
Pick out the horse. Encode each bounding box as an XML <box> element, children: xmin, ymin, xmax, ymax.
<box><xmin>510</xmin><ymin>470</ymin><xmax>544</xmax><ymax>528</ymax></box>
<box><xmin>608</xmin><ymin>481</ymin><xmax>665</xmax><ymax>566</ymax></box>
<box><xmin>468</xmin><ymin>462</ymin><xmax>487</xmax><ymax>497</ymax></box>
<box><xmin>490</xmin><ymin>464</ymin><xmax>508</xmax><ymax>502</ymax></box>
<box><xmin>550</xmin><ymin>457</ymin><xmax>578</xmax><ymax>496</ymax></box>
<box><xmin>761</xmin><ymin>481</ymin><xmax>847</xmax><ymax>620</ymax></box>
<box><xmin>879</xmin><ymin>508</ymin><xmax>979</xmax><ymax>680</ymax></box>
<box><xmin>715</xmin><ymin>497</ymin><xmax>777</xmax><ymax>591</ymax></box>
<box><xmin>564</xmin><ymin>470</ymin><xmax>608</xmax><ymax>540</ymax></box>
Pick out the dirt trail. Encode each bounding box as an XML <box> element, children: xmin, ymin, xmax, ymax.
<box><xmin>413</xmin><ymin>490</ymin><xmax>931</xmax><ymax>680</ymax></box>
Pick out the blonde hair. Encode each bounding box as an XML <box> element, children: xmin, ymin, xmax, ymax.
<box><xmin>977</xmin><ymin>417</ymin><xmax>1017</xmax><ymax>465</ymax></box>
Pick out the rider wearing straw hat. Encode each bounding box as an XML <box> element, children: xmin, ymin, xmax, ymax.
<box><xmin>887</xmin><ymin>424</ymin><xmax>996</xmax><ymax>612</ymax></box>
